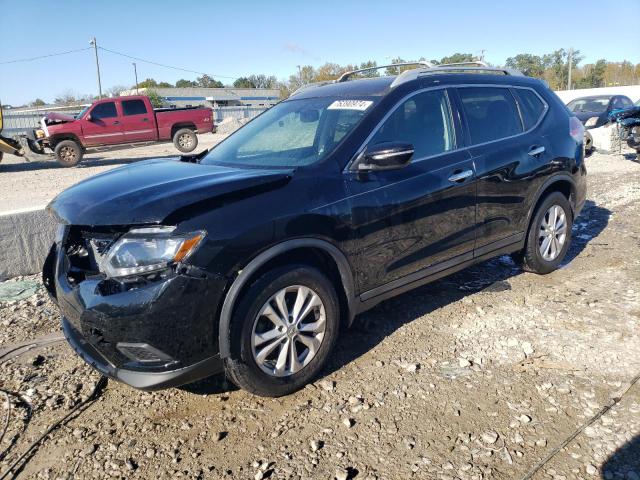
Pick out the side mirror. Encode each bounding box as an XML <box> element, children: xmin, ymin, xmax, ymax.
<box><xmin>358</xmin><ymin>142</ymin><xmax>414</xmax><ymax>171</ymax></box>
<box><xmin>85</xmin><ymin>114</ymin><xmax>92</xmax><ymax>121</ymax></box>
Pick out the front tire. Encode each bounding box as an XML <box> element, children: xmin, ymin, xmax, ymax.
<box><xmin>516</xmin><ymin>192</ymin><xmax>573</xmax><ymax>274</ymax></box>
<box><xmin>54</xmin><ymin>140</ymin><xmax>83</xmax><ymax>167</ymax></box>
<box><xmin>224</xmin><ymin>265</ymin><xmax>339</xmax><ymax>397</ymax></box>
<box><xmin>173</xmin><ymin>128</ymin><xmax>198</xmax><ymax>153</ymax></box>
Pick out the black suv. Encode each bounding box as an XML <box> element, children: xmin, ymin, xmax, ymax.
<box><xmin>44</xmin><ymin>62</ymin><xmax>587</xmax><ymax>397</ymax></box>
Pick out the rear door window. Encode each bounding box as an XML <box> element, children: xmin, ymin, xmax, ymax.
<box><xmin>122</xmin><ymin>99</ymin><xmax>148</xmax><ymax>116</ymax></box>
<box><xmin>369</xmin><ymin>89</ymin><xmax>454</xmax><ymax>159</ymax></box>
<box><xmin>91</xmin><ymin>102</ymin><xmax>118</xmax><ymax>120</ymax></box>
<box><xmin>458</xmin><ymin>87</ymin><xmax>523</xmax><ymax>144</ymax></box>
<box><xmin>513</xmin><ymin>89</ymin><xmax>546</xmax><ymax>130</ymax></box>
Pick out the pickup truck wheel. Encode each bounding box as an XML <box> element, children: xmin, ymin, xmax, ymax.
<box><xmin>173</xmin><ymin>128</ymin><xmax>198</xmax><ymax>153</ymax></box>
<box><xmin>54</xmin><ymin>140</ymin><xmax>83</xmax><ymax>167</ymax></box>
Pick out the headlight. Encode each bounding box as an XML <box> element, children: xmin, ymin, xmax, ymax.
<box><xmin>35</xmin><ymin>129</ymin><xmax>45</xmax><ymax>139</ymax></box>
<box><xmin>100</xmin><ymin>227</ymin><xmax>205</xmax><ymax>278</ymax></box>
<box><xmin>585</xmin><ymin>117</ymin><xmax>599</xmax><ymax>128</ymax></box>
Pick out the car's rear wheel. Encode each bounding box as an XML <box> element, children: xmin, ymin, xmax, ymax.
<box><xmin>54</xmin><ymin>140</ymin><xmax>83</xmax><ymax>167</ymax></box>
<box><xmin>224</xmin><ymin>265</ymin><xmax>339</xmax><ymax>397</ymax></box>
<box><xmin>173</xmin><ymin>128</ymin><xmax>198</xmax><ymax>153</ymax></box>
<box><xmin>514</xmin><ymin>191</ymin><xmax>573</xmax><ymax>274</ymax></box>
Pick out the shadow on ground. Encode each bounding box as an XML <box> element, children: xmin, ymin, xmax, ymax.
<box><xmin>601</xmin><ymin>434</ymin><xmax>640</xmax><ymax>479</ymax></box>
<box><xmin>183</xmin><ymin>200</ymin><xmax>610</xmax><ymax>395</ymax></box>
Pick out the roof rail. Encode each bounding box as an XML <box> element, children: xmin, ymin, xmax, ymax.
<box><xmin>390</xmin><ymin>63</ymin><xmax>524</xmax><ymax>89</ymax></box>
<box><xmin>290</xmin><ymin>80</ymin><xmax>336</xmax><ymax>97</ymax></box>
<box><xmin>337</xmin><ymin>61</ymin><xmax>433</xmax><ymax>82</ymax></box>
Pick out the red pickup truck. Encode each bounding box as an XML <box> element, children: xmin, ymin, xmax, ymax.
<box><xmin>29</xmin><ymin>95</ymin><xmax>214</xmax><ymax>166</ymax></box>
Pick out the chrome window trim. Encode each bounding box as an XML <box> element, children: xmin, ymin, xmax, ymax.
<box><xmin>346</xmin><ymin>83</ymin><xmax>549</xmax><ymax>172</ymax></box>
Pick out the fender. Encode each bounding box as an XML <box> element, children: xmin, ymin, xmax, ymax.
<box><xmin>218</xmin><ymin>238</ymin><xmax>357</xmax><ymax>358</ymax></box>
<box><xmin>525</xmin><ymin>173</ymin><xmax>577</xmax><ymax>226</ymax></box>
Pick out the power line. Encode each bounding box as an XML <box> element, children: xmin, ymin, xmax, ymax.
<box><xmin>98</xmin><ymin>46</ymin><xmax>237</xmax><ymax>79</ymax></box>
<box><xmin>0</xmin><ymin>47</ymin><xmax>92</xmax><ymax>65</ymax></box>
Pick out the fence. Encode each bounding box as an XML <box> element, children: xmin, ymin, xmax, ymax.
<box><xmin>1</xmin><ymin>105</ymin><xmax>268</xmax><ymax>137</ymax></box>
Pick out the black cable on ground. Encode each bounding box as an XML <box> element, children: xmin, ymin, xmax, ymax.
<box><xmin>520</xmin><ymin>371</ymin><xmax>640</xmax><ymax>480</ymax></box>
<box><xmin>0</xmin><ymin>376</ymin><xmax>108</xmax><ymax>480</ymax></box>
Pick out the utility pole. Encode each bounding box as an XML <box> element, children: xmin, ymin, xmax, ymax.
<box><xmin>297</xmin><ymin>65</ymin><xmax>302</xmax><ymax>85</ymax></box>
<box><xmin>478</xmin><ymin>49</ymin><xmax>486</xmax><ymax>62</ymax></box>
<box><xmin>132</xmin><ymin>62</ymin><xmax>139</xmax><ymax>94</ymax></box>
<box><xmin>89</xmin><ymin>37</ymin><xmax>102</xmax><ymax>98</ymax></box>
<box><xmin>567</xmin><ymin>48</ymin><xmax>574</xmax><ymax>90</ymax></box>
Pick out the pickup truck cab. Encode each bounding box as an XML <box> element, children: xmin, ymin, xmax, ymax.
<box><xmin>32</xmin><ymin>95</ymin><xmax>214</xmax><ymax>166</ymax></box>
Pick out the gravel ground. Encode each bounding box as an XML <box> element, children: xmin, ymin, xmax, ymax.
<box><xmin>0</xmin><ymin>133</ymin><xmax>226</xmax><ymax>212</ymax></box>
<box><xmin>0</xmin><ymin>151</ymin><xmax>639</xmax><ymax>480</ymax></box>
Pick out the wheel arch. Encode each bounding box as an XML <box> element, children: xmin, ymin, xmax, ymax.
<box><xmin>50</xmin><ymin>133</ymin><xmax>82</xmax><ymax>149</ymax></box>
<box><xmin>526</xmin><ymin>174</ymin><xmax>577</xmax><ymax>228</ymax></box>
<box><xmin>171</xmin><ymin>123</ymin><xmax>197</xmax><ymax>138</ymax></box>
<box><xmin>218</xmin><ymin>238</ymin><xmax>357</xmax><ymax>358</ymax></box>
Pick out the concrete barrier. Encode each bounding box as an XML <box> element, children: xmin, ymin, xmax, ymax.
<box><xmin>0</xmin><ymin>207</ymin><xmax>56</xmax><ymax>280</ymax></box>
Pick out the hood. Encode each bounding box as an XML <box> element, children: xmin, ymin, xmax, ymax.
<box><xmin>44</xmin><ymin>112</ymin><xmax>76</xmax><ymax>124</ymax></box>
<box><xmin>573</xmin><ymin>110</ymin><xmax>603</xmax><ymax>123</ymax></box>
<box><xmin>48</xmin><ymin>158</ymin><xmax>293</xmax><ymax>226</ymax></box>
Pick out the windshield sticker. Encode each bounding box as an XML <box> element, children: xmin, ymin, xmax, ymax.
<box><xmin>327</xmin><ymin>100</ymin><xmax>373</xmax><ymax>111</ymax></box>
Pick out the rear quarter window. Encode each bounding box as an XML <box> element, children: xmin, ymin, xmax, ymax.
<box><xmin>513</xmin><ymin>89</ymin><xmax>546</xmax><ymax>130</ymax></box>
<box><xmin>122</xmin><ymin>99</ymin><xmax>148</xmax><ymax>116</ymax></box>
<box><xmin>458</xmin><ymin>87</ymin><xmax>523</xmax><ymax>144</ymax></box>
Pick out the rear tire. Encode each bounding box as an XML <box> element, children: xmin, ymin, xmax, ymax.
<box><xmin>224</xmin><ymin>265</ymin><xmax>339</xmax><ymax>397</ymax></box>
<box><xmin>173</xmin><ymin>128</ymin><xmax>198</xmax><ymax>153</ymax></box>
<box><xmin>54</xmin><ymin>140</ymin><xmax>83</xmax><ymax>167</ymax></box>
<box><xmin>515</xmin><ymin>192</ymin><xmax>573</xmax><ymax>274</ymax></box>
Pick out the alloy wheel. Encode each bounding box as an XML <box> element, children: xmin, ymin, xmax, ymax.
<box><xmin>178</xmin><ymin>133</ymin><xmax>193</xmax><ymax>149</ymax></box>
<box><xmin>250</xmin><ymin>285</ymin><xmax>326</xmax><ymax>377</ymax></box>
<box><xmin>538</xmin><ymin>204</ymin><xmax>567</xmax><ymax>261</ymax></box>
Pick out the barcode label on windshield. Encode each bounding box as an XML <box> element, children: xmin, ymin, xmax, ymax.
<box><xmin>327</xmin><ymin>100</ymin><xmax>373</xmax><ymax>111</ymax></box>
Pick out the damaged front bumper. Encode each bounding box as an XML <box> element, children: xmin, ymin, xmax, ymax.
<box><xmin>45</xmin><ymin>242</ymin><xmax>227</xmax><ymax>391</ymax></box>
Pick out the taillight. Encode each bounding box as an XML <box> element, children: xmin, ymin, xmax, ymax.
<box><xmin>569</xmin><ymin>116</ymin><xmax>584</xmax><ymax>143</ymax></box>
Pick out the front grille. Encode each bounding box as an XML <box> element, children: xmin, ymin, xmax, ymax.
<box><xmin>116</xmin><ymin>343</ymin><xmax>174</xmax><ymax>364</ymax></box>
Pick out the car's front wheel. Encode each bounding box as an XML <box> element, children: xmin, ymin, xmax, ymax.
<box><xmin>224</xmin><ymin>265</ymin><xmax>339</xmax><ymax>397</ymax></box>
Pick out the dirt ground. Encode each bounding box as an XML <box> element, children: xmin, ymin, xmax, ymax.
<box><xmin>0</xmin><ymin>151</ymin><xmax>639</xmax><ymax>480</ymax></box>
<box><xmin>0</xmin><ymin>133</ymin><xmax>225</xmax><ymax>212</ymax></box>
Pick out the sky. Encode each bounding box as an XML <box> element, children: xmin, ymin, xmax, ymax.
<box><xmin>1</xmin><ymin>0</ymin><xmax>639</xmax><ymax>106</ymax></box>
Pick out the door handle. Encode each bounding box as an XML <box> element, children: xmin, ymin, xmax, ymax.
<box><xmin>448</xmin><ymin>169</ymin><xmax>473</xmax><ymax>183</ymax></box>
<box><xmin>113</xmin><ymin>121</ymin><xmax>120</xmax><ymax>125</ymax></box>
<box><xmin>528</xmin><ymin>145</ymin><xmax>545</xmax><ymax>157</ymax></box>
<box><xmin>142</xmin><ymin>118</ymin><xmax>149</xmax><ymax>122</ymax></box>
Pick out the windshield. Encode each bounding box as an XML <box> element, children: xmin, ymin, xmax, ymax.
<box><xmin>201</xmin><ymin>97</ymin><xmax>375</xmax><ymax>168</ymax></box>
<box><xmin>567</xmin><ymin>97</ymin><xmax>609</xmax><ymax>113</ymax></box>
<box><xmin>75</xmin><ymin>105</ymin><xmax>90</xmax><ymax>119</ymax></box>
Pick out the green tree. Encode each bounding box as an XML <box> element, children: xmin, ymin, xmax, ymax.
<box><xmin>175</xmin><ymin>79</ymin><xmax>198</xmax><ymax>88</ymax></box>
<box><xmin>542</xmin><ymin>49</ymin><xmax>583</xmax><ymax>90</ymax></box>
<box><xmin>357</xmin><ymin>60</ymin><xmax>380</xmax><ymax>78</ymax></box>
<box><xmin>437</xmin><ymin>53</ymin><xmax>475</xmax><ymax>65</ymax></box>
<box><xmin>145</xmin><ymin>90</ymin><xmax>164</xmax><ymax>108</ymax></box>
<box><xmin>233</xmin><ymin>77</ymin><xmax>256</xmax><ymax>88</ymax></box>
<box><xmin>137</xmin><ymin>78</ymin><xmax>158</xmax><ymax>88</ymax></box>
<box><xmin>505</xmin><ymin>54</ymin><xmax>546</xmax><ymax>77</ymax></box>
<box><xmin>157</xmin><ymin>81</ymin><xmax>173</xmax><ymax>88</ymax></box>
<box><xmin>247</xmin><ymin>74</ymin><xmax>278</xmax><ymax>89</ymax></box>
<box><xmin>196</xmin><ymin>74</ymin><xmax>224</xmax><ymax>88</ymax></box>
<box><xmin>30</xmin><ymin>98</ymin><xmax>46</xmax><ymax>107</ymax></box>
<box><xmin>576</xmin><ymin>59</ymin><xmax>607</xmax><ymax>88</ymax></box>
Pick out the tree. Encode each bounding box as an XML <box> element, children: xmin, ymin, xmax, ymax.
<box><xmin>575</xmin><ymin>59</ymin><xmax>607</xmax><ymax>88</ymax></box>
<box><xmin>145</xmin><ymin>90</ymin><xmax>164</xmax><ymax>108</ymax></box>
<box><xmin>105</xmin><ymin>85</ymin><xmax>127</xmax><ymax>97</ymax></box>
<box><xmin>505</xmin><ymin>54</ymin><xmax>546</xmax><ymax>77</ymax></box>
<box><xmin>30</xmin><ymin>98</ymin><xmax>46</xmax><ymax>107</ymax></box>
<box><xmin>175</xmin><ymin>79</ymin><xmax>198</xmax><ymax>88</ymax></box>
<box><xmin>157</xmin><ymin>81</ymin><xmax>173</xmax><ymax>88</ymax></box>
<box><xmin>437</xmin><ymin>53</ymin><xmax>475</xmax><ymax>65</ymax></box>
<box><xmin>357</xmin><ymin>60</ymin><xmax>380</xmax><ymax>78</ymax></box>
<box><xmin>542</xmin><ymin>49</ymin><xmax>583</xmax><ymax>90</ymax></box>
<box><xmin>54</xmin><ymin>90</ymin><xmax>79</xmax><ymax>105</ymax></box>
<box><xmin>137</xmin><ymin>78</ymin><xmax>158</xmax><ymax>88</ymax></box>
<box><xmin>196</xmin><ymin>74</ymin><xmax>224</xmax><ymax>88</ymax></box>
<box><xmin>234</xmin><ymin>77</ymin><xmax>255</xmax><ymax>88</ymax></box>
<box><xmin>247</xmin><ymin>74</ymin><xmax>278</xmax><ymax>89</ymax></box>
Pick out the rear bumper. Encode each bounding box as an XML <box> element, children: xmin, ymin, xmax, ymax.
<box><xmin>63</xmin><ymin>317</ymin><xmax>223</xmax><ymax>391</ymax></box>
